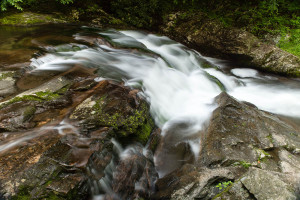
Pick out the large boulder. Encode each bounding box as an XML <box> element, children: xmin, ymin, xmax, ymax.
<box><xmin>69</xmin><ymin>80</ymin><xmax>154</xmax><ymax>144</ymax></box>
<box><xmin>154</xmin><ymin>92</ymin><xmax>300</xmax><ymax>199</ymax></box>
<box><xmin>160</xmin><ymin>12</ymin><xmax>300</xmax><ymax>77</ymax></box>
<box><xmin>199</xmin><ymin>92</ymin><xmax>300</xmax><ymax>169</ymax></box>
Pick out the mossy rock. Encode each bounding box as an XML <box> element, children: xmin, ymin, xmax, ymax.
<box><xmin>0</xmin><ymin>12</ymin><xmax>67</xmax><ymax>25</ymax></box>
<box><xmin>70</xmin><ymin>81</ymin><xmax>155</xmax><ymax>144</ymax></box>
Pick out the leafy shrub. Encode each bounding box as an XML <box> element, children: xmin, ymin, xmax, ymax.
<box><xmin>1</xmin><ymin>0</ymin><xmax>23</xmax><ymax>11</ymax></box>
<box><xmin>0</xmin><ymin>0</ymin><xmax>74</xmax><ymax>11</ymax></box>
<box><xmin>110</xmin><ymin>0</ymin><xmax>160</xmax><ymax>28</ymax></box>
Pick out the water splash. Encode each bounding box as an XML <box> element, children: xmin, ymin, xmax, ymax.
<box><xmin>0</xmin><ymin>120</ymin><xmax>79</xmax><ymax>154</ymax></box>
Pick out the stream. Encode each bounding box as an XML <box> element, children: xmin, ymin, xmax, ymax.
<box><xmin>1</xmin><ymin>25</ymin><xmax>300</xmax><ymax>199</ymax></box>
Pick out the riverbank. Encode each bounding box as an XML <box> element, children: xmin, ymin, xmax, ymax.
<box><xmin>0</xmin><ymin>0</ymin><xmax>299</xmax><ymax>77</ymax></box>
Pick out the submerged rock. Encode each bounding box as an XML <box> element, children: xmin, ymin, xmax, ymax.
<box><xmin>161</xmin><ymin>12</ymin><xmax>300</xmax><ymax>77</ymax></box>
<box><xmin>108</xmin><ymin>145</ymin><xmax>158</xmax><ymax>199</ymax></box>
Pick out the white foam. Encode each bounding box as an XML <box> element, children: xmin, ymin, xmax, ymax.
<box><xmin>231</xmin><ymin>68</ymin><xmax>258</xmax><ymax>78</ymax></box>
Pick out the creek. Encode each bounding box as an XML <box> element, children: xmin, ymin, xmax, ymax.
<box><xmin>0</xmin><ymin>25</ymin><xmax>300</xmax><ymax>199</ymax></box>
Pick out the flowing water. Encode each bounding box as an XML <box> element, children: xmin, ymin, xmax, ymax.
<box><xmin>1</xmin><ymin>25</ymin><xmax>300</xmax><ymax>197</ymax></box>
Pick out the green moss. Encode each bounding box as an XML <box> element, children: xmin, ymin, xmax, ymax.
<box><xmin>0</xmin><ymin>71</ymin><xmax>15</xmax><ymax>80</ymax></box>
<box><xmin>289</xmin><ymin>132</ymin><xmax>298</xmax><ymax>137</ymax></box>
<box><xmin>56</xmin><ymin>84</ymin><xmax>70</xmax><ymax>94</ymax></box>
<box><xmin>278</xmin><ymin>29</ymin><xmax>300</xmax><ymax>58</ymax></box>
<box><xmin>0</xmin><ymin>12</ymin><xmax>66</xmax><ymax>25</ymax></box>
<box><xmin>13</xmin><ymin>186</ymin><xmax>64</xmax><ymax>200</ymax></box>
<box><xmin>205</xmin><ymin>72</ymin><xmax>226</xmax><ymax>92</ymax></box>
<box><xmin>266</xmin><ymin>134</ymin><xmax>275</xmax><ymax>143</ymax></box>
<box><xmin>35</xmin><ymin>91</ymin><xmax>60</xmax><ymax>100</ymax></box>
<box><xmin>12</xmin><ymin>185</ymin><xmax>31</xmax><ymax>200</ymax></box>
<box><xmin>256</xmin><ymin>149</ymin><xmax>271</xmax><ymax>162</ymax></box>
<box><xmin>232</xmin><ymin>161</ymin><xmax>251</xmax><ymax>169</ymax></box>
<box><xmin>91</xmin><ymin>97</ymin><xmax>153</xmax><ymax>143</ymax></box>
<box><xmin>47</xmin><ymin>193</ymin><xmax>64</xmax><ymax>200</ymax></box>
<box><xmin>22</xmin><ymin>106</ymin><xmax>36</xmax><ymax>122</ymax></box>
<box><xmin>0</xmin><ymin>90</ymin><xmax>61</xmax><ymax>109</ymax></box>
<box><xmin>136</xmin><ymin>116</ymin><xmax>154</xmax><ymax>144</ymax></box>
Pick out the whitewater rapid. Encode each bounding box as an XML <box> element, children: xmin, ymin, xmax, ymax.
<box><xmin>30</xmin><ymin>29</ymin><xmax>300</xmax><ymax>176</ymax></box>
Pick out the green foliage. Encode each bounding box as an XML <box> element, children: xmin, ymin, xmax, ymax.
<box><xmin>278</xmin><ymin>29</ymin><xmax>300</xmax><ymax>57</ymax></box>
<box><xmin>233</xmin><ymin>161</ymin><xmax>251</xmax><ymax>169</ymax></box>
<box><xmin>0</xmin><ymin>0</ymin><xmax>74</xmax><ymax>11</ymax></box>
<box><xmin>110</xmin><ymin>0</ymin><xmax>160</xmax><ymax>28</ymax></box>
<box><xmin>216</xmin><ymin>181</ymin><xmax>232</xmax><ymax>190</ymax></box>
<box><xmin>1</xmin><ymin>0</ymin><xmax>23</xmax><ymax>11</ymax></box>
<box><xmin>172</xmin><ymin>0</ymin><xmax>299</xmax><ymax>56</ymax></box>
<box><xmin>58</xmin><ymin>0</ymin><xmax>73</xmax><ymax>5</ymax></box>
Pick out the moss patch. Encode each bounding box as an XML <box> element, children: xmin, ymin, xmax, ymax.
<box><xmin>12</xmin><ymin>185</ymin><xmax>32</xmax><ymax>200</ymax></box>
<box><xmin>278</xmin><ymin>29</ymin><xmax>300</xmax><ymax>58</ymax></box>
<box><xmin>22</xmin><ymin>106</ymin><xmax>36</xmax><ymax>122</ymax></box>
<box><xmin>0</xmin><ymin>71</ymin><xmax>15</xmax><ymax>80</ymax></box>
<box><xmin>0</xmin><ymin>90</ymin><xmax>61</xmax><ymax>109</ymax></box>
<box><xmin>71</xmin><ymin>93</ymin><xmax>154</xmax><ymax>144</ymax></box>
<box><xmin>0</xmin><ymin>12</ymin><xmax>67</xmax><ymax>25</ymax></box>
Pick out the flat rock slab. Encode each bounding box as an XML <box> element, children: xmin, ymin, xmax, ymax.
<box><xmin>241</xmin><ymin>168</ymin><xmax>299</xmax><ymax>200</ymax></box>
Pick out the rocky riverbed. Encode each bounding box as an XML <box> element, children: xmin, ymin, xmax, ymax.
<box><xmin>0</xmin><ymin>24</ymin><xmax>299</xmax><ymax>200</ymax></box>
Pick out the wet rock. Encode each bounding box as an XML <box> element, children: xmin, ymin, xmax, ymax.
<box><xmin>0</xmin><ymin>129</ymin><xmax>63</xmax><ymax>198</ymax></box>
<box><xmin>240</xmin><ymin>168</ymin><xmax>299</xmax><ymax>200</ymax></box>
<box><xmin>147</xmin><ymin>128</ymin><xmax>162</xmax><ymax>153</ymax></box>
<box><xmin>154</xmin><ymin>164</ymin><xmax>241</xmax><ymax>200</ymax></box>
<box><xmin>278</xmin><ymin>149</ymin><xmax>300</xmax><ymax>173</ymax></box>
<box><xmin>108</xmin><ymin>145</ymin><xmax>158</xmax><ymax>199</ymax></box>
<box><xmin>69</xmin><ymin>80</ymin><xmax>154</xmax><ymax>144</ymax></box>
<box><xmin>0</xmin><ymin>76</ymin><xmax>72</xmax><ymax>132</ymax></box>
<box><xmin>198</xmin><ymin>92</ymin><xmax>300</xmax><ymax>170</ymax></box>
<box><xmin>0</xmin><ymin>123</ymin><xmax>116</xmax><ymax>199</ymax></box>
<box><xmin>155</xmin><ymin>92</ymin><xmax>300</xmax><ymax>199</ymax></box>
<box><xmin>0</xmin><ymin>70</ymin><xmax>156</xmax><ymax>199</ymax></box>
<box><xmin>0</xmin><ymin>71</ymin><xmax>17</xmax><ymax>98</ymax></box>
<box><xmin>161</xmin><ymin>12</ymin><xmax>300</xmax><ymax>77</ymax></box>
<box><xmin>213</xmin><ymin>181</ymin><xmax>256</xmax><ymax>200</ymax></box>
<box><xmin>155</xmin><ymin>119</ymin><xmax>202</xmax><ymax>177</ymax></box>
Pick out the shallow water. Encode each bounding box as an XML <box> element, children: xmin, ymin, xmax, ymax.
<box><xmin>1</xmin><ymin>25</ymin><xmax>300</xmax><ymax>196</ymax></box>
